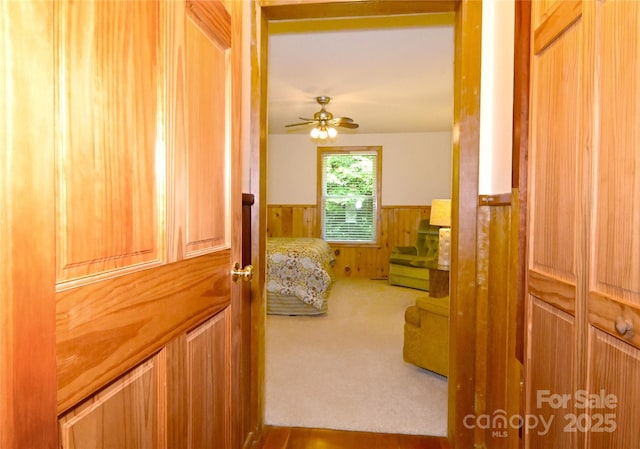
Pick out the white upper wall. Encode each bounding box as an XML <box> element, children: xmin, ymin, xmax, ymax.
<box><xmin>243</xmin><ymin>3</ymin><xmax>517</xmax><ymax>195</ymax></box>
<box><xmin>267</xmin><ymin>132</ymin><xmax>452</xmax><ymax>205</ymax></box>
<box><xmin>479</xmin><ymin>0</ymin><xmax>515</xmax><ymax>195</ymax></box>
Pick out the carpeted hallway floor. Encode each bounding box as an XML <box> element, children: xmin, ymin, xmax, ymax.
<box><xmin>265</xmin><ymin>278</ymin><xmax>448</xmax><ymax>436</ymax></box>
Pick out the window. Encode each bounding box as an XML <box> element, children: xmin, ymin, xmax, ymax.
<box><xmin>318</xmin><ymin>146</ymin><xmax>381</xmax><ymax>244</ymax></box>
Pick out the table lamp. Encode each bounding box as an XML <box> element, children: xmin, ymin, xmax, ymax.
<box><xmin>429</xmin><ymin>199</ymin><xmax>451</xmax><ymax>267</ymax></box>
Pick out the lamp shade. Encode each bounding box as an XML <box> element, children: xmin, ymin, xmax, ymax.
<box><xmin>430</xmin><ymin>199</ymin><xmax>451</xmax><ymax>227</ymax></box>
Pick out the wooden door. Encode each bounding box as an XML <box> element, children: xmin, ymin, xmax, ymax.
<box><xmin>527</xmin><ymin>1</ymin><xmax>640</xmax><ymax>448</ymax></box>
<box><xmin>584</xmin><ymin>1</ymin><xmax>640</xmax><ymax>448</ymax></box>
<box><xmin>52</xmin><ymin>1</ymin><xmax>245</xmax><ymax>448</ymax></box>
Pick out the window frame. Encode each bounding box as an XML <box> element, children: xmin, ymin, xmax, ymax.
<box><xmin>316</xmin><ymin>146</ymin><xmax>382</xmax><ymax>247</ymax></box>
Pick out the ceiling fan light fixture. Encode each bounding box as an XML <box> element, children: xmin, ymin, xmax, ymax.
<box><xmin>310</xmin><ymin>125</ymin><xmax>337</xmax><ymax>140</ymax></box>
<box><xmin>288</xmin><ymin>96</ymin><xmax>358</xmax><ymax>139</ymax></box>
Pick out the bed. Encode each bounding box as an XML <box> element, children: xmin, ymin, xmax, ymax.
<box><xmin>266</xmin><ymin>237</ymin><xmax>336</xmax><ymax>315</ymax></box>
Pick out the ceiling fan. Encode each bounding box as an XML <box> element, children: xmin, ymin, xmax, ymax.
<box><xmin>285</xmin><ymin>96</ymin><xmax>359</xmax><ymax>139</ymax></box>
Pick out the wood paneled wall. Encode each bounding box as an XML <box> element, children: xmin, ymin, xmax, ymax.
<box><xmin>475</xmin><ymin>192</ymin><xmax>523</xmax><ymax>449</ymax></box>
<box><xmin>266</xmin><ymin>204</ymin><xmax>431</xmax><ymax>278</ymax></box>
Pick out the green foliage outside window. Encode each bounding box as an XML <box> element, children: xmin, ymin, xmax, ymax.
<box><xmin>321</xmin><ymin>152</ymin><xmax>377</xmax><ymax>242</ymax></box>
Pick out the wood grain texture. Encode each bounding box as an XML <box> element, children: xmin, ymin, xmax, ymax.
<box><xmin>528</xmin><ymin>270</ymin><xmax>577</xmax><ymax>315</ymax></box>
<box><xmin>512</xmin><ymin>0</ymin><xmax>530</xmax><ymax>191</ymax></box>
<box><xmin>591</xmin><ymin>0</ymin><xmax>640</xmax><ymax>305</ymax></box>
<box><xmin>59</xmin><ymin>355</ymin><xmax>164</xmax><ymax>449</ymax></box>
<box><xmin>0</xmin><ymin>2</ymin><xmax>58</xmax><ymax>447</ymax></box>
<box><xmin>529</xmin><ymin>2</ymin><xmax>640</xmax><ymax>449</ymax></box>
<box><xmin>533</xmin><ymin>0</ymin><xmax>582</xmax><ymax>54</ymax></box>
<box><xmin>525</xmin><ymin>297</ymin><xmax>576</xmax><ymax>449</ymax></box>
<box><xmin>588</xmin><ymin>327</ymin><xmax>640</xmax><ymax>449</ymax></box>
<box><xmin>583</xmin><ymin>4</ymin><xmax>640</xmax><ymax>446</ymax></box>
<box><xmin>187</xmin><ymin>0</ymin><xmax>231</xmax><ymax>47</ymax></box>
<box><xmin>56</xmin><ymin>0</ymin><xmax>163</xmax><ymax>284</ymax></box>
<box><xmin>529</xmin><ymin>13</ymin><xmax>581</xmax><ymax>283</ymax></box>
<box><xmin>266</xmin><ymin>205</ymin><xmax>431</xmax><ymax>278</ymax></box>
<box><xmin>187</xmin><ymin>312</ymin><xmax>230</xmax><ymax>449</ymax></box>
<box><xmin>448</xmin><ymin>2</ymin><xmax>481</xmax><ymax>446</ymax></box>
<box><xmin>513</xmin><ymin>0</ymin><xmax>531</xmax><ymax>365</ymax></box>
<box><xmin>528</xmin><ymin>3</ymin><xmax>588</xmax><ymax>449</ymax></box>
<box><xmin>474</xmin><ymin>203</ymin><xmax>524</xmax><ymax>449</ymax></box>
<box><xmin>165</xmin><ymin>334</ymin><xmax>189</xmax><ymax>449</ymax></box>
<box><xmin>474</xmin><ymin>207</ymin><xmax>490</xmax><ymax>446</ymax></box>
<box><xmin>184</xmin><ymin>10</ymin><xmax>230</xmax><ymax>256</ymax></box>
<box><xmin>56</xmin><ymin>0</ymin><xmax>240</xmax><ymax>411</ymax></box>
<box><xmin>240</xmin><ymin>196</ymin><xmax>255</xmax><ymax>449</ymax></box>
<box><xmin>254</xmin><ymin>426</ymin><xmax>450</xmax><ymax>449</ymax></box>
<box><xmin>250</xmin><ymin>1</ymin><xmax>270</xmax><ymax>443</ymax></box>
<box><xmin>531</xmin><ymin>0</ymin><xmax>557</xmax><ymax>29</ymax></box>
<box><xmin>57</xmin><ymin>249</ymin><xmax>231</xmax><ymax>414</ymax></box>
<box><xmin>588</xmin><ymin>290</ymin><xmax>640</xmax><ymax>351</ymax></box>
<box><xmin>259</xmin><ymin>0</ymin><xmax>456</xmax><ymax>20</ymax></box>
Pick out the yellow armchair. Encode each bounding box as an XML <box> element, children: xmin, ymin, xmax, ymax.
<box><xmin>403</xmin><ymin>295</ymin><xmax>449</xmax><ymax>376</ymax></box>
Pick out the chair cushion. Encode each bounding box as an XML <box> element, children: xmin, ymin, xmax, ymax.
<box><xmin>389</xmin><ymin>253</ymin><xmax>429</xmax><ymax>266</ymax></box>
<box><xmin>416</xmin><ymin>296</ymin><xmax>450</xmax><ymax>317</ymax></box>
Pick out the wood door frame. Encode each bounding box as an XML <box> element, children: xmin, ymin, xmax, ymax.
<box><xmin>248</xmin><ymin>1</ymin><xmax>481</xmax><ymax>447</ymax></box>
<box><xmin>1</xmin><ymin>3</ymin><xmax>58</xmax><ymax>447</ymax></box>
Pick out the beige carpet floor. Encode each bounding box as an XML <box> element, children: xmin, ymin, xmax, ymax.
<box><xmin>265</xmin><ymin>278</ymin><xmax>448</xmax><ymax>436</ymax></box>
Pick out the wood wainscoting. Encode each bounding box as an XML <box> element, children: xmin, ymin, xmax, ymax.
<box><xmin>266</xmin><ymin>204</ymin><xmax>432</xmax><ymax>279</ymax></box>
<box><xmin>475</xmin><ymin>191</ymin><xmax>523</xmax><ymax>449</ymax></box>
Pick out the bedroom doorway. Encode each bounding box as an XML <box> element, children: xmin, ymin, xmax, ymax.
<box><xmin>264</xmin><ymin>17</ymin><xmax>452</xmax><ymax>436</ymax></box>
<box><xmin>250</xmin><ymin>2</ymin><xmax>481</xmax><ymax>447</ymax></box>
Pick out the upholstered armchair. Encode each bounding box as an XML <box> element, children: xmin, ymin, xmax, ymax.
<box><xmin>388</xmin><ymin>219</ymin><xmax>439</xmax><ymax>291</ymax></box>
<box><xmin>403</xmin><ymin>295</ymin><xmax>449</xmax><ymax>376</ymax></box>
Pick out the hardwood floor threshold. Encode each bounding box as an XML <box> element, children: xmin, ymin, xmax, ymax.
<box><xmin>253</xmin><ymin>426</ymin><xmax>450</xmax><ymax>449</ymax></box>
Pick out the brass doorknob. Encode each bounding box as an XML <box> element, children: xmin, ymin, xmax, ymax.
<box><xmin>231</xmin><ymin>262</ymin><xmax>254</xmax><ymax>282</ymax></box>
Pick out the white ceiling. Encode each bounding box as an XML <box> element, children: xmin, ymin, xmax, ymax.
<box><xmin>267</xmin><ymin>14</ymin><xmax>455</xmax><ymax>135</ymax></box>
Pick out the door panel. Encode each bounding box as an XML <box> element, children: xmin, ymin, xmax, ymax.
<box><xmin>184</xmin><ymin>9</ymin><xmax>231</xmax><ymax>256</ymax></box>
<box><xmin>56</xmin><ymin>0</ymin><xmax>163</xmax><ymax>284</ymax></box>
<box><xmin>187</xmin><ymin>311</ymin><xmax>230</xmax><ymax>448</ymax></box>
<box><xmin>591</xmin><ymin>0</ymin><xmax>640</xmax><ymax>301</ymax></box>
<box><xmin>526</xmin><ymin>298</ymin><xmax>576</xmax><ymax>449</ymax></box>
<box><xmin>588</xmin><ymin>328</ymin><xmax>640</xmax><ymax>449</ymax></box>
<box><xmin>529</xmin><ymin>16</ymin><xmax>581</xmax><ymax>285</ymax></box>
<box><xmin>58</xmin><ymin>356</ymin><xmax>164</xmax><ymax>449</ymax></box>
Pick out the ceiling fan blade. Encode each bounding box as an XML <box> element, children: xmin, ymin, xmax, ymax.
<box><xmin>336</xmin><ymin>122</ymin><xmax>359</xmax><ymax>129</ymax></box>
<box><xmin>331</xmin><ymin>116</ymin><xmax>354</xmax><ymax>123</ymax></box>
<box><xmin>285</xmin><ymin>121</ymin><xmax>314</xmax><ymax>127</ymax></box>
<box><xmin>286</xmin><ymin>98</ymin><xmax>359</xmax><ymax>131</ymax></box>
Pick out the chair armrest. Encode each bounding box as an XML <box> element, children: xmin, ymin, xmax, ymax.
<box><xmin>391</xmin><ymin>246</ymin><xmax>418</xmax><ymax>255</ymax></box>
<box><xmin>416</xmin><ymin>296</ymin><xmax>450</xmax><ymax>317</ymax></box>
<box><xmin>404</xmin><ymin>305</ymin><xmax>421</xmax><ymax>327</ymax></box>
